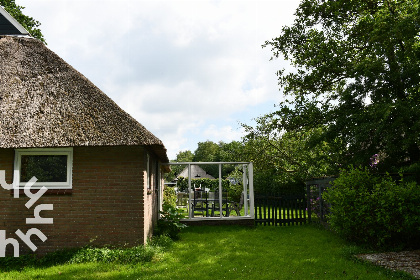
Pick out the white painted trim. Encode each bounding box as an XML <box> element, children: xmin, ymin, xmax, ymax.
<box><xmin>218</xmin><ymin>163</ymin><xmax>223</xmax><ymax>218</ymax></box>
<box><xmin>188</xmin><ymin>164</ymin><xmax>192</xmax><ymax>219</ymax></box>
<box><xmin>180</xmin><ymin>216</ymin><xmax>254</xmax><ymax>222</ymax></box>
<box><xmin>248</xmin><ymin>162</ymin><xmax>254</xmax><ymax>218</ymax></box>
<box><xmin>0</xmin><ymin>6</ymin><xmax>30</xmax><ymax>35</ymax></box>
<box><xmin>243</xmin><ymin>164</ymin><xmax>248</xmax><ymax>217</ymax></box>
<box><xmin>146</xmin><ymin>153</ymin><xmax>150</xmax><ymax>189</ymax></box>
<box><xmin>14</xmin><ymin>147</ymin><xmax>73</xmax><ymax>189</ymax></box>
<box><xmin>165</xmin><ymin>161</ymin><xmax>251</xmax><ymax>165</ymax></box>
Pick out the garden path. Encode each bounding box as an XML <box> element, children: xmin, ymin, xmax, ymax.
<box><xmin>357</xmin><ymin>250</ymin><xmax>420</xmax><ymax>279</ymax></box>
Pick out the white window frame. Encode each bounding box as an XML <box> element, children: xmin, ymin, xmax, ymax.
<box><xmin>146</xmin><ymin>153</ymin><xmax>150</xmax><ymax>189</ymax></box>
<box><xmin>14</xmin><ymin>148</ymin><xmax>73</xmax><ymax>189</ymax></box>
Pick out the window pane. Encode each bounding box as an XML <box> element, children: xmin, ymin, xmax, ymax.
<box><xmin>21</xmin><ymin>155</ymin><xmax>67</xmax><ymax>183</ymax></box>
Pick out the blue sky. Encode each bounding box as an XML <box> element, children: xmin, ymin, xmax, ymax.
<box><xmin>18</xmin><ymin>0</ymin><xmax>300</xmax><ymax>159</ymax></box>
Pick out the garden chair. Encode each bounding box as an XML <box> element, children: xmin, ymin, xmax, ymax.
<box><xmin>207</xmin><ymin>191</ymin><xmax>216</xmax><ymax>216</ymax></box>
<box><xmin>212</xmin><ymin>189</ymin><xmax>230</xmax><ymax>217</ymax></box>
<box><xmin>192</xmin><ymin>188</ymin><xmax>206</xmax><ymax>217</ymax></box>
<box><xmin>176</xmin><ymin>192</ymin><xmax>188</xmax><ymax>207</ymax></box>
<box><xmin>228</xmin><ymin>192</ymin><xmax>244</xmax><ymax>216</ymax></box>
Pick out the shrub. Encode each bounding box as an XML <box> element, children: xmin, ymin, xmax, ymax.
<box><xmin>48</xmin><ymin>244</ymin><xmax>163</xmax><ymax>265</ymax></box>
<box><xmin>323</xmin><ymin>166</ymin><xmax>420</xmax><ymax>248</ymax></box>
<box><xmin>163</xmin><ymin>186</ymin><xmax>177</xmax><ymax>208</ymax></box>
<box><xmin>228</xmin><ymin>183</ymin><xmax>244</xmax><ymax>202</ymax></box>
<box><xmin>155</xmin><ymin>203</ymin><xmax>187</xmax><ymax>240</ymax></box>
<box><xmin>148</xmin><ymin>234</ymin><xmax>173</xmax><ymax>248</ymax></box>
<box><xmin>0</xmin><ymin>239</ymin><xmax>174</xmax><ymax>271</ymax></box>
<box><xmin>176</xmin><ymin>177</ymin><xmax>230</xmax><ymax>192</ymax></box>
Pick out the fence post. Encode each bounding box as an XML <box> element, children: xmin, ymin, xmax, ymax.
<box><xmin>188</xmin><ymin>164</ymin><xmax>192</xmax><ymax>219</ymax></box>
<box><xmin>306</xmin><ymin>183</ymin><xmax>312</xmax><ymax>223</ymax></box>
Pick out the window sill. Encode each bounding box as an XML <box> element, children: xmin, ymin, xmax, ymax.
<box><xmin>10</xmin><ymin>189</ymin><xmax>73</xmax><ymax>196</ymax></box>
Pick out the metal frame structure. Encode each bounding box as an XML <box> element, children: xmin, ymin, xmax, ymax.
<box><xmin>164</xmin><ymin>162</ymin><xmax>254</xmax><ymax>220</ymax></box>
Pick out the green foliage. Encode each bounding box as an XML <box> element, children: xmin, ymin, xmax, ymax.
<box><xmin>193</xmin><ymin>141</ymin><xmax>221</xmax><ymax>177</ymax></box>
<box><xmin>0</xmin><ymin>253</ymin><xmax>37</xmax><ymax>271</ymax></box>
<box><xmin>163</xmin><ymin>186</ymin><xmax>177</xmax><ymax>208</ymax></box>
<box><xmin>165</xmin><ymin>150</ymin><xmax>195</xmax><ymax>181</ymax></box>
<box><xmin>176</xmin><ymin>150</ymin><xmax>195</xmax><ymax>162</ymax></box>
<box><xmin>193</xmin><ymin>141</ymin><xmax>220</xmax><ymax>162</ymax></box>
<box><xmin>66</xmin><ymin>246</ymin><xmax>158</xmax><ymax>264</ymax></box>
<box><xmin>193</xmin><ymin>141</ymin><xmax>244</xmax><ymax>178</ymax></box>
<box><xmin>263</xmin><ymin>0</ymin><xmax>420</xmax><ymax>170</ymax></box>
<box><xmin>155</xmin><ymin>203</ymin><xmax>187</xmax><ymax>240</ymax></box>
<box><xmin>0</xmin><ymin>0</ymin><xmax>46</xmax><ymax>43</ymax></box>
<box><xmin>227</xmin><ymin>183</ymin><xmax>243</xmax><ymax>202</ymax></box>
<box><xmin>242</xmin><ymin>124</ymin><xmax>339</xmax><ymax>194</ymax></box>
<box><xmin>254</xmin><ymin>172</ymin><xmax>306</xmax><ymax>195</ymax></box>
<box><xmin>176</xmin><ymin>177</ymin><xmax>230</xmax><ymax>193</ymax></box>
<box><xmin>324</xmin><ymin>166</ymin><xmax>420</xmax><ymax>248</ymax></box>
<box><xmin>147</xmin><ymin>234</ymin><xmax>174</xmax><ymax>248</ymax></box>
<box><xmin>166</xmin><ymin>141</ymin><xmax>246</xmax><ymax>183</ymax></box>
<box><xmin>398</xmin><ymin>162</ymin><xmax>420</xmax><ymax>184</ymax></box>
<box><xmin>0</xmin><ymin>236</ymin><xmax>173</xmax><ymax>271</ymax></box>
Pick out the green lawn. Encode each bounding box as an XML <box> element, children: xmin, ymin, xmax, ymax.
<box><xmin>0</xmin><ymin>225</ymin><xmax>415</xmax><ymax>279</ymax></box>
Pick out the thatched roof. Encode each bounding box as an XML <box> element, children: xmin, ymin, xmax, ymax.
<box><xmin>0</xmin><ymin>36</ymin><xmax>168</xmax><ymax>162</ymax></box>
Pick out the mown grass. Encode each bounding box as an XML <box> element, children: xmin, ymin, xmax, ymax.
<box><xmin>0</xmin><ymin>225</ymin><xmax>415</xmax><ymax>280</ymax></box>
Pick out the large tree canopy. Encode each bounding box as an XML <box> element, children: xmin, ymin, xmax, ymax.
<box><xmin>264</xmin><ymin>0</ymin><xmax>420</xmax><ymax>170</ymax></box>
<box><xmin>1</xmin><ymin>0</ymin><xmax>45</xmax><ymax>43</ymax></box>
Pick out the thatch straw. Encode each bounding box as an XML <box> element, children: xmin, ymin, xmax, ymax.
<box><xmin>0</xmin><ymin>36</ymin><xmax>168</xmax><ymax>162</ymax></box>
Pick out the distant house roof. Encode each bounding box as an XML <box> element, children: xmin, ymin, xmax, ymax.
<box><xmin>177</xmin><ymin>165</ymin><xmax>215</xmax><ymax>179</ymax></box>
<box><xmin>0</xmin><ymin>6</ymin><xmax>30</xmax><ymax>36</ymax></box>
<box><xmin>0</xmin><ymin>36</ymin><xmax>168</xmax><ymax>162</ymax></box>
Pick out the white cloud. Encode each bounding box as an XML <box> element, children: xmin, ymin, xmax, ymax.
<box><xmin>202</xmin><ymin>124</ymin><xmax>244</xmax><ymax>143</ymax></box>
<box><xmin>19</xmin><ymin>0</ymin><xmax>300</xmax><ymax>159</ymax></box>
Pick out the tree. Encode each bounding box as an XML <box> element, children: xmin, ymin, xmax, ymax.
<box><xmin>1</xmin><ymin>0</ymin><xmax>46</xmax><ymax>43</ymax></box>
<box><xmin>193</xmin><ymin>141</ymin><xmax>220</xmax><ymax>163</ymax></box>
<box><xmin>164</xmin><ymin>150</ymin><xmax>194</xmax><ymax>182</ymax></box>
<box><xmin>218</xmin><ymin>141</ymin><xmax>245</xmax><ymax>176</ymax></box>
<box><xmin>165</xmin><ymin>142</ymin><xmax>245</xmax><ymax>182</ymax></box>
<box><xmin>175</xmin><ymin>150</ymin><xmax>194</xmax><ymax>162</ymax></box>
<box><xmin>218</xmin><ymin>141</ymin><xmax>244</xmax><ymax>163</ymax></box>
<box><xmin>264</xmin><ymin>0</ymin><xmax>420</xmax><ymax>171</ymax></box>
<box><xmin>192</xmin><ymin>141</ymin><xmax>246</xmax><ymax>178</ymax></box>
<box><xmin>242</xmin><ymin>115</ymin><xmax>339</xmax><ymax>193</ymax></box>
<box><xmin>193</xmin><ymin>141</ymin><xmax>221</xmax><ymax>178</ymax></box>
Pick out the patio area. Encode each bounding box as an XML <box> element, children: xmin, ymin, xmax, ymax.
<box><xmin>165</xmin><ymin>162</ymin><xmax>255</xmax><ymax>223</ymax></box>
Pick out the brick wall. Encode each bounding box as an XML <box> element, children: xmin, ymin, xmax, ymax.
<box><xmin>142</xmin><ymin>152</ymin><xmax>161</xmax><ymax>242</ymax></box>
<box><xmin>0</xmin><ymin>146</ymin><xmax>162</xmax><ymax>256</ymax></box>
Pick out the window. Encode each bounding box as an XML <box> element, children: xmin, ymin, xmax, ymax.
<box><xmin>14</xmin><ymin>148</ymin><xmax>73</xmax><ymax>189</ymax></box>
<box><xmin>146</xmin><ymin>153</ymin><xmax>150</xmax><ymax>189</ymax></box>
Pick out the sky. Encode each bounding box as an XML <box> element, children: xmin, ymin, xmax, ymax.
<box><xmin>18</xmin><ymin>0</ymin><xmax>300</xmax><ymax>160</ymax></box>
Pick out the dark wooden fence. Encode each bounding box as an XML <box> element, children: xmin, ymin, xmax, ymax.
<box><xmin>254</xmin><ymin>194</ymin><xmax>307</xmax><ymax>226</ymax></box>
<box><xmin>305</xmin><ymin>177</ymin><xmax>335</xmax><ymax>223</ymax></box>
